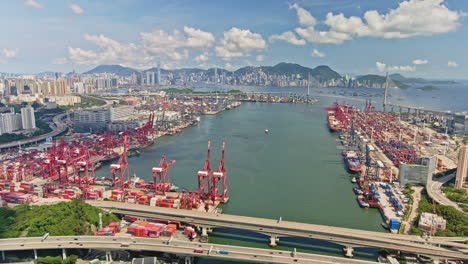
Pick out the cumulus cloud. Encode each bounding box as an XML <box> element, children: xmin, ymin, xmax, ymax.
<box><xmin>194</xmin><ymin>52</ymin><xmax>209</xmax><ymax>63</ymax></box>
<box><xmin>289</xmin><ymin>3</ymin><xmax>317</xmax><ymax>26</ymax></box>
<box><xmin>256</xmin><ymin>55</ymin><xmax>264</xmax><ymax>62</ymax></box>
<box><xmin>0</xmin><ymin>49</ymin><xmax>18</xmax><ymax>63</ymax></box>
<box><xmin>311</xmin><ymin>49</ymin><xmax>325</xmax><ymax>57</ymax></box>
<box><xmin>224</xmin><ymin>63</ymin><xmax>236</xmax><ymax>71</ymax></box>
<box><xmin>412</xmin><ymin>59</ymin><xmax>428</xmax><ymax>65</ymax></box>
<box><xmin>283</xmin><ymin>1</ymin><xmax>463</xmax><ymax>45</ymax></box>
<box><xmin>24</xmin><ymin>0</ymin><xmax>42</xmax><ymax>8</ymax></box>
<box><xmin>69</xmin><ymin>4</ymin><xmax>84</xmax><ymax>15</ymax></box>
<box><xmin>68</xmin><ymin>27</ymin><xmax>215</xmax><ymax>68</ymax></box>
<box><xmin>447</xmin><ymin>61</ymin><xmax>458</xmax><ymax>67</ymax></box>
<box><xmin>376</xmin><ymin>61</ymin><xmax>416</xmax><ymax>72</ymax></box>
<box><xmin>269</xmin><ymin>31</ymin><xmax>306</xmax><ymax>45</ymax></box>
<box><xmin>215</xmin><ymin>27</ymin><xmax>266</xmax><ymax>60</ymax></box>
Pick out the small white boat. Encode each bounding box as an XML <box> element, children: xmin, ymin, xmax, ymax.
<box><xmin>130</xmin><ymin>173</ymin><xmax>140</xmax><ymax>183</ymax></box>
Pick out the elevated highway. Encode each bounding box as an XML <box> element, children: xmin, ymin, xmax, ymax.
<box><xmin>0</xmin><ymin>236</ymin><xmax>378</xmax><ymax>264</ymax></box>
<box><xmin>88</xmin><ymin>201</ymin><xmax>468</xmax><ymax>260</ymax></box>
<box><xmin>0</xmin><ymin>112</ymin><xmax>69</xmax><ymax>150</ymax></box>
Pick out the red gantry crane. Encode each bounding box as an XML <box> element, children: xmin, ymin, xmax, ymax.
<box><xmin>152</xmin><ymin>155</ymin><xmax>176</xmax><ymax>194</ymax></box>
<box><xmin>211</xmin><ymin>140</ymin><xmax>229</xmax><ymax>203</ymax></box>
<box><xmin>197</xmin><ymin>140</ymin><xmax>212</xmax><ymax>200</ymax></box>
<box><xmin>110</xmin><ymin>135</ymin><xmax>130</xmax><ymax>189</ymax></box>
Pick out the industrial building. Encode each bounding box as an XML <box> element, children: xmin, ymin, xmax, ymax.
<box><xmin>455</xmin><ymin>144</ymin><xmax>468</xmax><ymax>188</ymax></box>
<box><xmin>418</xmin><ymin>212</ymin><xmax>447</xmax><ymax>235</ymax></box>
<box><xmin>399</xmin><ymin>156</ymin><xmax>437</xmax><ymax>185</ymax></box>
<box><xmin>74</xmin><ymin>106</ymin><xmax>135</xmax><ymax>132</ymax></box>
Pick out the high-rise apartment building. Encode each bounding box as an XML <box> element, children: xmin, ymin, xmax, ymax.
<box><xmin>21</xmin><ymin>105</ymin><xmax>36</xmax><ymax>130</ymax></box>
<box><xmin>0</xmin><ymin>112</ymin><xmax>22</xmax><ymax>135</ymax></box>
<box><xmin>455</xmin><ymin>144</ymin><xmax>468</xmax><ymax>188</ymax></box>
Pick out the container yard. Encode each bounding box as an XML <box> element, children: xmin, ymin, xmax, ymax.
<box><xmin>0</xmin><ymin>93</ymin><xmax>237</xmax><ymax>214</ymax></box>
<box><xmin>326</xmin><ymin>100</ymin><xmax>461</xmax><ymax>233</ymax></box>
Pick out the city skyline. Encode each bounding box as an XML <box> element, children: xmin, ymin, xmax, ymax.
<box><xmin>1</xmin><ymin>0</ymin><xmax>468</xmax><ymax>79</ymax></box>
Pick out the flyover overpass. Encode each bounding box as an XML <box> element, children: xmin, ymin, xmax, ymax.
<box><xmin>88</xmin><ymin>201</ymin><xmax>468</xmax><ymax>260</ymax></box>
<box><xmin>0</xmin><ymin>112</ymin><xmax>69</xmax><ymax>150</ymax></box>
<box><xmin>0</xmin><ymin>236</ymin><xmax>378</xmax><ymax>264</ymax></box>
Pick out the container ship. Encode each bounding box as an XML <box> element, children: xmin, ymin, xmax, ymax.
<box><xmin>344</xmin><ymin>151</ymin><xmax>362</xmax><ymax>174</ymax></box>
<box><xmin>325</xmin><ymin>102</ymin><xmax>354</xmax><ymax>133</ymax></box>
<box><xmin>327</xmin><ymin>113</ymin><xmax>342</xmax><ymax>133</ymax></box>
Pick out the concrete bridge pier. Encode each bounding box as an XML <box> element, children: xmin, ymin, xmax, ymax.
<box><xmin>269</xmin><ymin>236</ymin><xmax>280</xmax><ymax>247</ymax></box>
<box><xmin>33</xmin><ymin>249</ymin><xmax>38</xmax><ymax>260</ymax></box>
<box><xmin>200</xmin><ymin>226</ymin><xmax>213</xmax><ymax>242</ymax></box>
<box><xmin>184</xmin><ymin>256</ymin><xmax>194</xmax><ymax>264</ymax></box>
<box><xmin>342</xmin><ymin>246</ymin><xmax>354</xmax><ymax>258</ymax></box>
<box><xmin>105</xmin><ymin>251</ymin><xmax>112</xmax><ymax>262</ymax></box>
<box><xmin>62</xmin><ymin>248</ymin><xmax>67</xmax><ymax>260</ymax></box>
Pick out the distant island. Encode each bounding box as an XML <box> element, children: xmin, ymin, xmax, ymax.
<box><xmin>416</xmin><ymin>85</ymin><xmax>441</xmax><ymax>91</ymax></box>
<box><xmin>83</xmin><ymin>63</ymin><xmax>457</xmax><ymax>90</ymax></box>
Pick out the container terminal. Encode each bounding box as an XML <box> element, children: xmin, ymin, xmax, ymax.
<box><xmin>326</xmin><ymin>99</ymin><xmax>461</xmax><ymax>233</ymax></box>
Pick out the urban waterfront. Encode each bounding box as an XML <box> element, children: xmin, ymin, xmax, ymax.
<box><xmin>95</xmin><ymin>98</ymin><xmax>384</xmax><ymax>260</ymax></box>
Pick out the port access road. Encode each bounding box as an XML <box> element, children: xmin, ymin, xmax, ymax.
<box><xmin>0</xmin><ymin>236</ymin><xmax>378</xmax><ymax>264</ymax></box>
<box><xmin>427</xmin><ymin>174</ymin><xmax>466</xmax><ymax>214</ymax></box>
<box><xmin>88</xmin><ymin>201</ymin><xmax>468</xmax><ymax>260</ymax></box>
<box><xmin>0</xmin><ymin>112</ymin><xmax>69</xmax><ymax>150</ymax></box>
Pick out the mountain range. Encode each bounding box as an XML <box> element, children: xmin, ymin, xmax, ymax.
<box><xmin>83</xmin><ymin>63</ymin><xmax>454</xmax><ymax>88</ymax></box>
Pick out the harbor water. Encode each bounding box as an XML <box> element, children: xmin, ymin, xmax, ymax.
<box><xmin>95</xmin><ymin>97</ymin><xmax>384</xmax><ymax>261</ymax></box>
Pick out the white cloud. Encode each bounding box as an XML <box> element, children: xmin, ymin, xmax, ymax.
<box><xmin>376</xmin><ymin>61</ymin><xmax>416</xmax><ymax>72</ymax></box>
<box><xmin>295</xmin><ymin>26</ymin><xmax>351</xmax><ymax>44</ymax></box>
<box><xmin>24</xmin><ymin>0</ymin><xmax>42</xmax><ymax>8</ymax></box>
<box><xmin>69</xmin><ymin>27</ymin><xmax>215</xmax><ymax>68</ymax></box>
<box><xmin>52</xmin><ymin>58</ymin><xmax>68</xmax><ymax>65</ymax></box>
<box><xmin>289</xmin><ymin>3</ymin><xmax>317</xmax><ymax>26</ymax></box>
<box><xmin>224</xmin><ymin>63</ymin><xmax>235</xmax><ymax>71</ymax></box>
<box><xmin>311</xmin><ymin>49</ymin><xmax>325</xmax><ymax>58</ymax></box>
<box><xmin>284</xmin><ymin>1</ymin><xmax>462</xmax><ymax>45</ymax></box>
<box><xmin>412</xmin><ymin>59</ymin><xmax>428</xmax><ymax>65</ymax></box>
<box><xmin>376</xmin><ymin>62</ymin><xmax>387</xmax><ymax>72</ymax></box>
<box><xmin>194</xmin><ymin>52</ymin><xmax>209</xmax><ymax>63</ymax></box>
<box><xmin>183</xmin><ymin>27</ymin><xmax>215</xmax><ymax>48</ymax></box>
<box><xmin>447</xmin><ymin>61</ymin><xmax>458</xmax><ymax>67</ymax></box>
<box><xmin>269</xmin><ymin>31</ymin><xmax>306</xmax><ymax>45</ymax></box>
<box><xmin>215</xmin><ymin>27</ymin><xmax>266</xmax><ymax>60</ymax></box>
<box><xmin>256</xmin><ymin>55</ymin><xmax>264</xmax><ymax>62</ymax></box>
<box><xmin>0</xmin><ymin>49</ymin><xmax>18</xmax><ymax>64</ymax></box>
<box><xmin>69</xmin><ymin>4</ymin><xmax>84</xmax><ymax>15</ymax></box>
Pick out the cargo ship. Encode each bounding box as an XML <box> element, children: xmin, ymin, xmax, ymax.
<box><xmin>327</xmin><ymin>114</ymin><xmax>341</xmax><ymax>132</ymax></box>
<box><xmin>344</xmin><ymin>151</ymin><xmax>362</xmax><ymax>174</ymax></box>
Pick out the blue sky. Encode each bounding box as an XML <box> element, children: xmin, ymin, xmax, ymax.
<box><xmin>0</xmin><ymin>0</ymin><xmax>467</xmax><ymax>78</ymax></box>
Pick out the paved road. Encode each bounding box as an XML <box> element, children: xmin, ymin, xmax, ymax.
<box><xmin>0</xmin><ymin>236</ymin><xmax>379</xmax><ymax>264</ymax></box>
<box><xmin>88</xmin><ymin>201</ymin><xmax>468</xmax><ymax>260</ymax></box>
<box><xmin>427</xmin><ymin>174</ymin><xmax>466</xmax><ymax>214</ymax></box>
<box><xmin>0</xmin><ymin>112</ymin><xmax>69</xmax><ymax>150</ymax></box>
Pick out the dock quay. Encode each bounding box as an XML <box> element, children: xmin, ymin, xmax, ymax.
<box><xmin>326</xmin><ymin>100</ymin><xmax>463</xmax><ymax>233</ymax></box>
